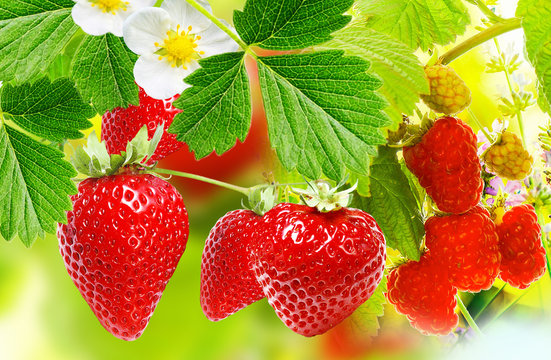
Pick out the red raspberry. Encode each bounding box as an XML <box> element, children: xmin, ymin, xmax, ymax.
<box><xmin>496</xmin><ymin>204</ymin><xmax>547</xmax><ymax>289</ymax></box>
<box><xmin>425</xmin><ymin>205</ymin><xmax>501</xmax><ymax>292</ymax></box>
<box><xmin>403</xmin><ymin>116</ymin><xmax>483</xmax><ymax>214</ymax></box>
<box><xmin>386</xmin><ymin>252</ymin><xmax>458</xmax><ymax>335</ymax></box>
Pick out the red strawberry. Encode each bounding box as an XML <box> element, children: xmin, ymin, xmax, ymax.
<box><xmin>200</xmin><ymin>209</ymin><xmax>264</xmax><ymax>321</ymax></box>
<box><xmin>386</xmin><ymin>252</ymin><xmax>458</xmax><ymax>335</ymax></box>
<box><xmin>425</xmin><ymin>205</ymin><xmax>501</xmax><ymax>292</ymax></box>
<box><xmin>57</xmin><ymin>173</ymin><xmax>189</xmax><ymax>341</ymax></box>
<box><xmin>253</xmin><ymin>203</ymin><xmax>386</xmax><ymax>337</ymax></box>
<box><xmin>403</xmin><ymin>116</ymin><xmax>483</xmax><ymax>214</ymax></box>
<box><xmin>496</xmin><ymin>204</ymin><xmax>546</xmax><ymax>289</ymax></box>
<box><xmin>101</xmin><ymin>87</ymin><xmax>183</xmax><ymax>163</ymax></box>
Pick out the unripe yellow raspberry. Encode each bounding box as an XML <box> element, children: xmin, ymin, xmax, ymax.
<box><xmin>483</xmin><ymin>131</ymin><xmax>533</xmax><ymax>180</ymax></box>
<box><xmin>421</xmin><ymin>65</ymin><xmax>472</xmax><ymax>115</ymax></box>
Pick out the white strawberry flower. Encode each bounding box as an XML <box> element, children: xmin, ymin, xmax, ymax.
<box><xmin>72</xmin><ymin>0</ymin><xmax>156</xmax><ymax>37</ymax></box>
<box><xmin>122</xmin><ymin>0</ymin><xmax>239</xmax><ymax>99</ymax></box>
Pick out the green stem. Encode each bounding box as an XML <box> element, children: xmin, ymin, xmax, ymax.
<box><xmin>468</xmin><ymin>108</ymin><xmax>494</xmax><ymax>143</ymax></box>
<box><xmin>487</xmin><ymin>290</ymin><xmax>528</xmax><ymax>327</ymax></box>
<box><xmin>154</xmin><ymin>168</ymin><xmax>251</xmax><ymax>196</ymax></box>
<box><xmin>473</xmin><ymin>283</ymin><xmax>507</xmax><ymax>320</ymax></box>
<box><xmin>439</xmin><ymin>18</ymin><xmax>521</xmax><ymax>65</ymax></box>
<box><xmin>456</xmin><ymin>294</ymin><xmax>484</xmax><ymax>336</ymax></box>
<box><xmin>535</xmin><ymin>206</ymin><xmax>551</xmax><ymax>281</ymax></box>
<box><xmin>184</xmin><ymin>0</ymin><xmax>249</xmax><ymax>51</ymax></box>
<box><xmin>473</xmin><ymin>0</ymin><xmax>505</xmax><ymax>23</ymax></box>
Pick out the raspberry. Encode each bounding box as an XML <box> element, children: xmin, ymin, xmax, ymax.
<box><xmin>425</xmin><ymin>205</ymin><xmax>501</xmax><ymax>292</ymax></box>
<box><xmin>483</xmin><ymin>131</ymin><xmax>533</xmax><ymax>180</ymax></box>
<box><xmin>496</xmin><ymin>204</ymin><xmax>547</xmax><ymax>289</ymax></box>
<box><xmin>386</xmin><ymin>252</ymin><xmax>458</xmax><ymax>335</ymax></box>
<box><xmin>403</xmin><ymin>116</ymin><xmax>483</xmax><ymax>214</ymax></box>
<box><xmin>421</xmin><ymin>65</ymin><xmax>471</xmax><ymax>115</ymax></box>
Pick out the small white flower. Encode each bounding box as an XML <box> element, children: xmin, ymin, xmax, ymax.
<box><xmin>123</xmin><ymin>0</ymin><xmax>239</xmax><ymax>99</ymax></box>
<box><xmin>72</xmin><ymin>0</ymin><xmax>156</xmax><ymax>37</ymax></box>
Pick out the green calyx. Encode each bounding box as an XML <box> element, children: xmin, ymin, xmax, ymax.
<box><xmin>293</xmin><ymin>178</ymin><xmax>357</xmax><ymax>212</ymax></box>
<box><xmin>73</xmin><ymin>125</ymin><xmax>163</xmax><ymax>177</ymax></box>
<box><xmin>243</xmin><ymin>185</ymin><xmax>278</xmax><ymax>216</ymax></box>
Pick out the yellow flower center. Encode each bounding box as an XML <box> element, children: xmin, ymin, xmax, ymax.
<box><xmin>89</xmin><ymin>0</ymin><xmax>129</xmax><ymax>14</ymax></box>
<box><xmin>154</xmin><ymin>25</ymin><xmax>205</xmax><ymax>69</ymax></box>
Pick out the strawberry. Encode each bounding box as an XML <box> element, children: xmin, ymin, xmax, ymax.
<box><xmin>483</xmin><ymin>131</ymin><xmax>533</xmax><ymax>180</ymax></box>
<box><xmin>200</xmin><ymin>209</ymin><xmax>264</xmax><ymax>321</ymax></box>
<box><xmin>425</xmin><ymin>205</ymin><xmax>501</xmax><ymax>292</ymax></box>
<box><xmin>403</xmin><ymin>116</ymin><xmax>483</xmax><ymax>214</ymax></box>
<box><xmin>495</xmin><ymin>204</ymin><xmax>547</xmax><ymax>289</ymax></box>
<box><xmin>421</xmin><ymin>64</ymin><xmax>471</xmax><ymax>115</ymax></box>
<box><xmin>101</xmin><ymin>86</ymin><xmax>183</xmax><ymax>163</ymax></box>
<box><xmin>253</xmin><ymin>203</ymin><xmax>386</xmax><ymax>337</ymax></box>
<box><xmin>386</xmin><ymin>252</ymin><xmax>458</xmax><ymax>335</ymax></box>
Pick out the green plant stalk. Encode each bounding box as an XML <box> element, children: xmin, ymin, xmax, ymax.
<box><xmin>494</xmin><ymin>38</ymin><xmax>527</xmax><ymax>148</ymax></box>
<box><xmin>487</xmin><ymin>290</ymin><xmax>529</xmax><ymax>326</ymax></box>
<box><xmin>185</xmin><ymin>0</ymin><xmax>249</xmax><ymax>51</ymax></box>
<box><xmin>468</xmin><ymin>108</ymin><xmax>494</xmax><ymax>143</ymax></box>
<box><xmin>154</xmin><ymin>168</ymin><xmax>251</xmax><ymax>196</ymax></box>
<box><xmin>456</xmin><ymin>294</ymin><xmax>484</xmax><ymax>336</ymax></box>
<box><xmin>473</xmin><ymin>0</ymin><xmax>505</xmax><ymax>23</ymax></box>
<box><xmin>473</xmin><ymin>283</ymin><xmax>507</xmax><ymax>320</ymax></box>
<box><xmin>439</xmin><ymin>18</ymin><xmax>521</xmax><ymax>65</ymax></box>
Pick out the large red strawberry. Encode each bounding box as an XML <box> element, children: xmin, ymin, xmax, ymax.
<box><xmin>403</xmin><ymin>116</ymin><xmax>483</xmax><ymax>214</ymax></box>
<box><xmin>57</xmin><ymin>173</ymin><xmax>189</xmax><ymax>341</ymax></box>
<box><xmin>425</xmin><ymin>205</ymin><xmax>501</xmax><ymax>292</ymax></box>
<box><xmin>200</xmin><ymin>209</ymin><xmax>264</xmax><ymax>321</ymax></box>
<box><xmin>386</xmin><ymin>252</ymin><xmax>458</xmax><ymax>335</ymax></box>
<box><xmin>102</xmin><ymin>86</ymin><xmax>183</xmax><ymax>163</ymax></box>
<box><xmin>253</xmin><ymin>203</ymin><xmax>386</xmax><ymax>337</ymax></box>
<box><xmin>496</xmin><ymin>204</ymin><xmax>547</xmax><ymax>289</ymax></box>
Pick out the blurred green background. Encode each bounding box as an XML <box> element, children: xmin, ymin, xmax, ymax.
<box><xmin>1</xmin><ymin>1</ymin><xmax>551</xmax><ymax>359</ymax></box>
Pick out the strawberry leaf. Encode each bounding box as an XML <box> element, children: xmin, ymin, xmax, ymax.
<box><xmin>234</xmin><ymin>0</ymin><xmax>353</xmax><ymax>50</ymax></box>
<box><xmin>257</xmin><ymin>51</ymin><xmax>390</xmax><ymax>181</ymax></box>
<box><xmin>0</xmin><ymin>78</ymin><xmax>94</xmax><ymax>142</ymax></box>
<box><xmin>349</xmin><ymin>274</ymin><xmax>387</xmax><ymax>336</ymax></box>
<box><xmin>350</xmin><ymin>147</ymin><xmax>423</xmax><ymax>261</ymax></box>
<box><xmin>71</xmin><ymin>34</ymin><xmax>139</xmax><ymax>114</ymax></box>
<box><xmin>0</xmin><ymin>125</ymin><xmax>76</xmax><ymax>247</ymax></box>
<box><xmin>0</xmin><ymin>0</ymin><xmax>79</xmax><ymax>84</ymax></box>
<box><xmin>169</xmin><ymin>52</ymin><xmax>251</xmax><ymax>158</ymax></box>
<box><xmin>356</xmin><ymin>0</ymin><xmax>470</xmax><ymax>51</ymax></box>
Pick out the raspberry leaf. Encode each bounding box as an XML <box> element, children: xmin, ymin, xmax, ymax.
<box><xmin>0</xmin><ymin>0</ymin><xmax>79</xmax><ymax>84</ymax></box>
<box><xmin>71</xmin><ymin>34</ymin><xmax>139</xmax><ymax>114</ymax></box>
<box><xmin>348</xmin><ymin>275</ymin><xmax>387</xmax><ymax>336</ymax></box>
<box><xmin>234</xmin><ymin>0</ymin><xmax>353</xmax><ymax>50</ymax></box>
<box><xmin>169</xmin><ymin>52</ymin><xmax>251</xmax><ymax>158</ymax></box>
<box><xmin>0</xmin><ymin>78</ymin><xmax>94</xmax><ymax>142</ymax></box>
<box><xmin>350</xmin><ymin>146</ymin><xmax>423</xmax><ymax>261</ymax></box>
<box><xmin>356</xmin><ymin>0</ymin><xmax>470</xmax><ymax>51</ymax></box>
<box><xmin>517</xmin><ymin>0</ymin><xmax>551</xmax><ymax>114</ymax></box>
<box><xmin>257</xmin><ymin>51</ymin><xmax>390</xmax><ymax>181</ymax></box>
<box><xmin>317</xmin><ymin>24</ymin><xmax>429</xmax><ymax>128</ymax></box>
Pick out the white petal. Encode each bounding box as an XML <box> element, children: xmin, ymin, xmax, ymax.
<box><xmin>123</xmin><ymin>8</ymin><xmax>172</xmax><ymax>55</ymax></box>
<box><xmin>134</xmin><ymin>55</ymin><xmax>195</xmax><ymax>99</ymax></box>
<box><xmin>72</xmin><ymin>2</ymin><xmax>124</xmax><ymax>36</ymax></box>
<box><xmin>161</xmin><ymin>0</ymin><xmax>213</xmax><ymax>33</ymax></box>
<box><xmin>197</xmin><ymin>24</ymin><xmax>239</xmax><ymax>58</ymax></box>
<box><xmin>127</xmin><ymin>0</ymin><xmax>157</xmax><ymax>11</ymax></box>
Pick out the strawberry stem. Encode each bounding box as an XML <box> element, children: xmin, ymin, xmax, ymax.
<box><xmin>154</xmin><ymin>168</ymin><xmax>251</xmax><ymax>196</ymax></box>
<box><xmin>456</xmin><ymin>294</ymin><xmax>484</xmax><ymax>336</ymax></box>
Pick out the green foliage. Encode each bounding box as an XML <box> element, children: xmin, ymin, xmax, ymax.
<box><xmin>0</xmin><ymin>78</ymin><xmax>94</xmax><ymax>142</ymax></box>
<box><xmin>234</xmin><ymin>0</ymin><xmax>353</xmax><ymax>50</ymax></box>
<box><xmin>351</xmin><ymin>147</ymin><xmax>424</xmax><ymax>260</ymax></box>
<box><xmin>349</xmin><ymin>274</ymin><xmax>387</xmax><ymax>336</ymax></box>
<box><xmin>0</xmin><ymin>0</ymin><xmax>79</xmax><ymax>84</ymax></box>
<box><xmin>318</xmin><ymin>24</ymin><xmax>429</xmax><ymax>127</ymax></box>
<box><xmin>170</xmin><ymin>52</ymin><xmax>251</xmax><ymax>158</ymax></box>
<box><xmin>71</xmin><ymin>34</ymin><xmax>139</xmax><ymax>114</ymax></box>
<box><xmin>357</xmin><ymin>0</ymin><xmax>470</xmax><ymax>51</ymax></box>
<box><xmin>517</xmin><ymin>0</ymin><xmax>551</xmax><ymax>114</ymax></box>
<box><xmin>257</xmin><ymin>51</ymin><xmax>390</xmax><ymax>182</ymax></box>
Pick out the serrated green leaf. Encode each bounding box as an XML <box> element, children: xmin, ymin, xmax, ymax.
<box><xmin>0</xmin><ymin>78</ymin><xmax>94</xmax><ymax>142</ymax></box>
<box><xmin>0</xmin><ymin>123</ymin><xmax>77</xmax><ymax>246</ymax></box>
<box><xmin>0</xmin><ymin>0</ymin><xmax>79</xmax><ymax>84</ymax></box>
<box><xmin>234</xmin><ymin>0</ymin><xmax>353</xmax><ymax>50</ymax></box>
<box><xmin>257</xmin><ymin>50</ymin><xmax>390</xmax><ymax>182</ymax></box>
<box><xmin>318</xmin><ymin>25</ymin><xmax>429</xmax><ymax>127</ymax></box>
<box><xmin>348</xmin><ymin>275</ymin><xmax>387</xmax><ymax>336</ymax></box>
<box><xmin>517</xmin><ymin>0</ymin><xmax>551</xmax><ymax>114</ymax></box>
<box><xmin>170</xmin><ymin>52</ymin><xmax>251</xmax><ymax>158</ymax></box>
<box><xmin>350</xmin><ymin>146</ymin><xmax>423</xmax><ymax>260</ymax></box>
<box><xmin>71</xmin><ymin>34</ymin><xmax>139</xmax><ymax>114</ymax></box>
<box><xmin>357</xmin><ymin>0</ymin><xmax>470</xmax><ymax>51</ymax></box>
